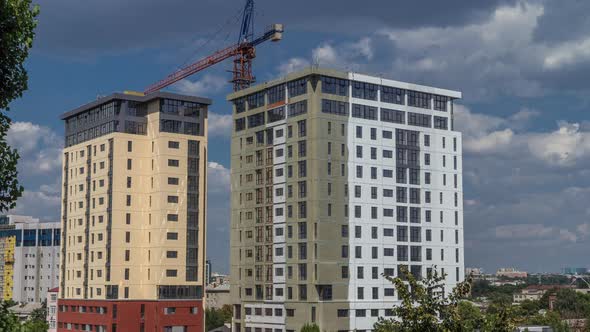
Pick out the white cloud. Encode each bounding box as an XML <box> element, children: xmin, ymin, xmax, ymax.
<box><xmin>543</xmin><ymin>38</ymin><xmax>590</xmax><ymax>70</ymax></box>
<box><xmin>494</xmin><ymin>223</ymin><xmax>579</xmax><ymax>243</ymax></box>
<box><xmin>207</xmin><ymin>161</ymin><xmax>230</xmax><ymax>194</ymax></box>
<box><xmin>174</xmin><ymin>74</ymin><xmax>226</xmax><ymax>96</ymax></box>
<box><xmin>278</xmin><ymin>58</ymin><xmax>310</xmax><ymax>76</ymax></box>
<box><xmin>278</xmin><ymin>37</ymin><xmax>374</xmax><ymax>75</ymax></box>
<box><xmin>527</xmin><ymin>122</ymin><xmax>590</xmax><ymax>167</ymax></box>
<box><xmin>208</xmin><ymin>112</ymin><xmax>232</xmax><ymax>137</ymax></box>
<box><xmin>7</xmin><ymin>121</ymin><xmax>63</xmax><ymax>175</ymax></box>
<box><xmin>464</xmin><ymin>128</ymin><xmax>514</xmax><ymax>153</ymax></box>
<box><xmin>10</xmin><ymin>186</ymin><xmax>62</xmax><ymax>221</ymax></box>
<box><xmin>495</xmin><ymin>224</ymin><xmax>554</xmax><ymax>240</ymax></box>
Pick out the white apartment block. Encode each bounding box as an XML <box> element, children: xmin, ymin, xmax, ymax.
<box><xmin>229</xmin><ymin>68</ymin><xmax>464</xmax><ymax>332</ymax></box>
<box><xmin>0</xmin><ymin>215</ymin><xmax>61</xmax><ymax>303</ymax></box>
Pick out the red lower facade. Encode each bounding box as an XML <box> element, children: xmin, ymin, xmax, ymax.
<box><xmin>57</xmin><ymin>299</ymin><xmax>204</xmax><ymax>332</ymax></box>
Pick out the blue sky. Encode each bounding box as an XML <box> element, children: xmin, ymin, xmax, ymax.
<box><xmin>6</xmin><ymin>0</ymin><xmax>590</xmax><ymax>274</ymax></box>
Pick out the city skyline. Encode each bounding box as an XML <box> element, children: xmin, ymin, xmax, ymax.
<box><xmin>6</xmin><ymin>0</ymin><xmax>590</xmax><ymax>275</ymax></box>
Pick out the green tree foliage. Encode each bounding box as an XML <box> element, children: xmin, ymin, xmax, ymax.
<box><xmin>205</xmin><ymin>305</ymin><xmax>232</xmax><ymax>331</ymax></box>
<box><xmin>373</xmin><ymin>267</ymin><xmax>473</xmax><ymax>332</ymax></box>
<box><xmin>0</xmin><ymin>0</ymin><xmax>39</xmax><ymax>211</ymax></box>
<box><xmin>373</xmin><ymin>268</ymin><xmax>518</xmax><ymax>332</ymax></box>
<box><xmin>552</xmin><ymin>289</ymin><xmax>590</xmax><ymax>319</ymax></box>
<box><xmin>300</xmin><ymin>323</ymin><xmax>320</xmax><ymax>332</ymax></box>
<box><xmin>456</xmin><ymin>301</ymin><xmax>484</xmax><ymax>331</ymax></box>
<box><xmin>0</xmin><ymin>301</ymin><xmax>19</xmax><ymax>332</ymax></box>
<box><xmin>22</xmin><ymin>318</ymin><xmax>49</xmax><ymax>332</ymax></box>
<box><xmin>28</xmin><ymin>300</ymin><xmax>46</xmax><ymax>323</ymax></box>
<box><xmin>0</xmin><ymin>0</ymin><xmax>39</xmax><ymax>110</ymax></box>
<box><xmin>0</xmin><ymin>113</ymin><xmax>23</xmax><ymax>211</ymax></box>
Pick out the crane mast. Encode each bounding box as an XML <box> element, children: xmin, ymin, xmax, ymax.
<box><xmin>144</xmin><ymin>0</ymin><xmax>283</xmax><ymax>94</ymax></box>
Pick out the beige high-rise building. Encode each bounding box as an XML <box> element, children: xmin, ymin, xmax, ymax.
<box><xmin>58</xmin><ymin>91</ymin><xmax>209</xmax><ymax>332</ymax></box>
<box><xmin>229</xmin><ymin>68</ymin><xmax>464</xmax><ymax>332</ymax></box>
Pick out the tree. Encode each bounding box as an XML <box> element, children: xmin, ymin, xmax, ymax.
<box><xmin>300</xmin><ymin>323</ymin><xmax>320</xmax><ymax>332</ymax></box>
<box><xmin>0</xmin><ymin>0</ymin><xmax>40</xmax><ymax>211</ymax></box>
<box><xmin>28</xmin><ymin>299</ymin><xmax>46</xmax><ymax>322</ymax></box>
<box><xmin>22</xmin><ymin>318</ymin><xmax>49</xmax><ymax>332</ymax></box>
<box><xmin>457</xmin><ymin>301</ymin><xmax>484</xmax><ymax>331</ymax></box>
<box><xmin>373</xmin><ymin>267</ymin><xmax>518</xmax><ymax>332</ymax></box>
<box><xmin>205</xmin><ymin>305</ymin><xmax>232</xmax><ymax>331</ymax></box>
<box><xmin>373</xmin><ymin>267</ymin><xmax>472</xmax><ymax>332</ymax></box>
<box><xmin>0</xmin><ymin>301</ymin><xmax>19</xmax><ymax>332</ymax></box>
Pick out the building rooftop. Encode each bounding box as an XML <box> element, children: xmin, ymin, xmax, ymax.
<box><xmin>227</xmin><ymin>66</ymin><xmax>462</xmax><ymax>101</ymax></box>
<box><xmin>61</xmin><ymin>91</ymin><xmax>213</xmax><ymax>120</ymax></box>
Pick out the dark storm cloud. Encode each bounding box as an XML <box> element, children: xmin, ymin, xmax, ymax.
<box><xmin>34</xmin><ymin>0</ymin><xmax>517</xmax><ymax>54</ymax></box>
<box><xmin>533</xmin><ymin>0</ymin><xmax>590</xmax><ymax>44</ymax></box>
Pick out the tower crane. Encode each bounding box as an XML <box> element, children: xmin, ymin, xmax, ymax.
<box><xmin>144</xmin><ymin>0</ymin><xmax>283</xmax><ymax>94</ymax></box>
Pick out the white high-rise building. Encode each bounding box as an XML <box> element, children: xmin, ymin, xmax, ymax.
<box><xmin>229</xmin><ymin>68</ymin><xmax>464</xmax><ymax>332</ymax></box>
<box><xmin>0</xmin><ymin>215</ymin><xmax>60</xmax><ymax>303</ymax></box>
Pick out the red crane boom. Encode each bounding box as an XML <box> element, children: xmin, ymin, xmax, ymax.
<box><xmin>143</xmin><ymin>0</ymin><xmax>283</xmax><ymax>95</ymax></box>
<box><xmin>144</xmin><ymin>44</ymin><xmax>240</xmax><ymax>95</ymax></box>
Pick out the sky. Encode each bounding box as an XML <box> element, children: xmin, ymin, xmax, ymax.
<box><xmin>6</xmin><ymin>0</ymin><xmax>590</xmax><ymax>274</ymax></box>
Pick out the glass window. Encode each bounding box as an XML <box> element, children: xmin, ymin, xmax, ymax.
<box><xmin>352</xmin><ymin>81</ymin><xmax>377</xmax><ymax>100</ymax></box>
<box><xmin>321</xmin><ymin>76</ymin><xmax>348</xmax><ymax>96</ymax></box>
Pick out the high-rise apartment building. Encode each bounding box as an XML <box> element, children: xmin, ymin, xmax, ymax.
<box><xmin>58</xmin><ymin>91</ymin><xmax>209</xmax><ymax>332</ymax></box>
<box><xmin>228</xmin><ymin>68</ymin><xmax>464</xmax><ymax>332</ymax></box>
<box><xmin>0</xmin><ymin>215</ymin><xmax>61</xmax><ymax>303</ymax></box>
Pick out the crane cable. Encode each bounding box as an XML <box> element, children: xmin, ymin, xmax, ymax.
<box><xmin>173</xmin><ymin>5</ymin><xmax>245</xmax><ymax>73</ymax></box>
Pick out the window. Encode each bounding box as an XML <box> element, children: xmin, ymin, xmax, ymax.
<box><xmin>247</xmin><ymin>91</ymin><xmax>265</xmax><ymax>109</ymax></box>
<box><xmin>167</xmin><ymin>232</ymin><xmax>178</xmax><ymax>240</ymax></box>
<box><xmin>397</xmin><ymin>246</ymin><xmax>408</xmax><ymax>261</ymax></box>
<box><xmin>166</xmin><ymin>270</ymin><xmax>178</xmax><ymax>277</ymax></box>
<box><xmin>168</xmin><ymin>177</ymin><xmax>179</xmax><ymax>185</ymax></box>
<box><xmin>288</xmin><ymin>100</ymin><xmax>307</xmax><ymax>118</ymax></box>
<box><xmin>168</xmin><ymin>141</ymin><xmax>179</xmax><ymax>149</ymax></box>
<box><xmin>267</xmin><ymin>84</ymin><xmax>285</xmax><ymax>104</ymax></box>
<box><xmin>167</xmin><ymin>196</ymin><xmax>178</xmax><ymax>203</ymax></box>
<box><xmin>397</xmin><ymin>226</ymin><xmax>408</xmax><ymax>242</ymax></box>
<box><xmin>168</xmin><ymin>159</ymin><xmax>179</xmax><ymax>167</ymax></box>
<box><xmin>407</xmin><ymin>90</ymin><xmax>431</xmax><ymax>109</ymax></box>
<box><xmin>357</xmin><ymin>287</ymin><xmax>365</xmax><ymax>300</ymax></box>
<box><xmin>321</xmin><ymin>99</ymin><xmax>348</xmax><ymax>116</ymax></box>
<box><xmin>408</xmin><ymin>112</ymin><xmax>431</xmax><ymax>128</ymax></box>
<box><xmin>298</xmin><ymin>120</ymin><xmax>306</xmax><ymax>137</ymax></box>
<box><xmin>127</xmin><ymin>159</ymin><xmax>132</xmax><ymax>170</ymax></box>
<box><xmin>288</xmin><ymin>78</ymin><xmax>307</xmax><ymax>97</ymax></box>
<box><xmin>434</xmin><ymin>95</ymin><xmax>448</xmax><ymax>111</ymax></box>
<box><xmin>166</xmin><ymin>251</ymin><xmax>178</xmax><ymax>258</ymax></box>
<box><xmin>321</xmin><ymin>76</ymin><xmax>348</xmax><ymax>96</ymax></box>
<box><xmin>352</xmin><ymin>104</ymin><xmax>377</xmax><ymax>120</ymax></box>
<box><xmin>434</xmin><ymin>116</ymin><xmax>448</xmax><ymax>130</ymax></box>
<box><xmin>381</xmin><ymin>108</ymin><xmax>405</xmax><ymax>124</ymax></box>
<box><xmin>352</xmin><ymin>81</ymin><xmax>377</xmax><ymax>100</ymax></box>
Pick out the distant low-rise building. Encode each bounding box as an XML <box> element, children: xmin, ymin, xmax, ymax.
<box><xmin>465</xmin><ymin>267</ymin><xmax>483</xmax><ymax>277</ymax></box>
<box><xmin>497</xmin><ymin>268</ymin><xmax>528</xmax><ymax>278</ymax></box>
<box><xmin>514</xmin><ymin>285</ymin><xmax>574</xmax><ymax>303</ymax></box>
<box><xmin>562</xmin><ymin>267</ymin><xmax>588</xmax><ymax>275</ymax></box>
<box><xmin>8</xmin><ymin>302</ymin><xmax>43</xmax><ymax>321</ymax></box>
<box><xmin>209</xmin><ymin>272</ymin><xmax>229</xmax><ymax>286</ymax></box>
<box><xmin>0</xmin><ymin>215</ymin><xmax>60</xmax><ymax>303</ymax></box>
<box><xmin>206</xmin><ymin>283</ymin><xmax>230</xmax><ymax>309</ymax></box>
<box><xmin>47</xmin><ymin>287</ymin><xmax>58</xmax><ymax>332</ymax></box>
